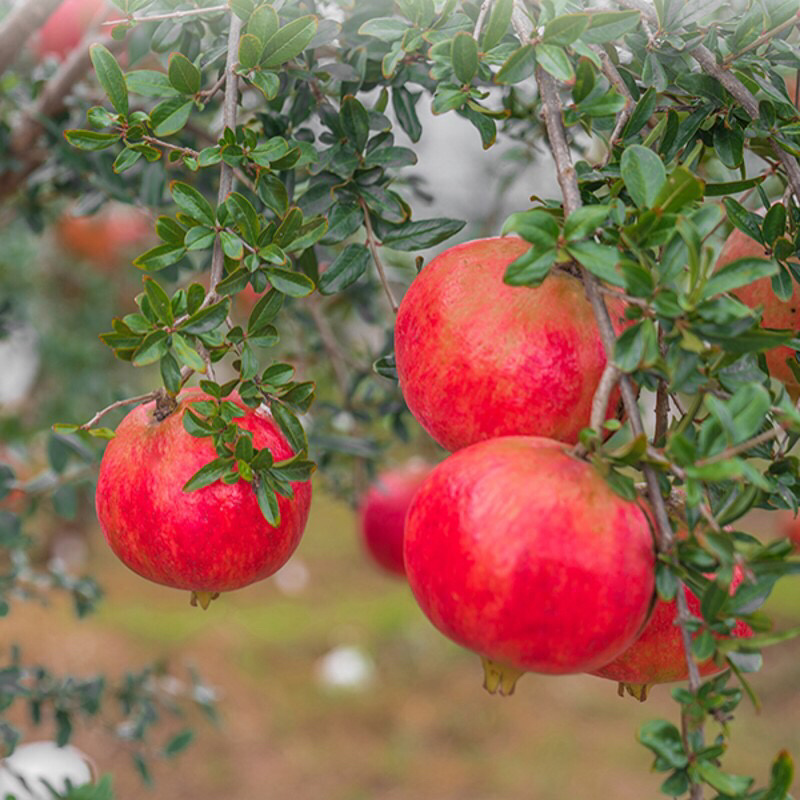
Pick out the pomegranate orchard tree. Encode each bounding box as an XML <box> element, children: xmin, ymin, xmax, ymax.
<box><xmin>2</xmin><ymin>0</ymin><xmax>800</xmax><ymax>796</ymax></box>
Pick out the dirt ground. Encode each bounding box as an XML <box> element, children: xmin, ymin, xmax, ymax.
<box><xmin>4</xmin><ymin>496</ymin><xmax>800</xmax><ymax>799</ymax></box>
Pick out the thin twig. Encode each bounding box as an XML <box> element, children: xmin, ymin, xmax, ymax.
<box><xmin>358</xmin><ymin>197</ymin><xmax>399</xmax><ymax>314</ymax></box>
<box><xmin>142</xmin><ymin>136</ymin><xmax>201</xmax><ymax>158</ymax></box>
<box><xmin>78</xmin><ymin>392</ymin><xmax>156</xmax><ymax>431</ymax></box>
<box><xmin>590</xmin><ymin>363</ymin><xmax>621</xmax><ymax>431</ymax></box>
<box><xmin>473</xmin><ymin>0</ymin><xmax>494</xmax><ymax>39</ymax></box>
<box><xmin>722</xmin><ymin>15</ymin><xmax>800</xmax><ymax>65</ymax></box>
<box><xmin>198</xmin><ymin>71</ymin><xmax>228</xmax><ymax>102</ymax></box>
<box><xmin>208</xmin><ymin>13</ymin><xmax>243</xmax><ymax>301</ymax></box>
<box><xmin>104</xmin><ymin>4</ymin><xmax>229</xmax><ymax>26</ymax></box>
<box><xmin>590</xmin><ymin>44</ymin><xmax>635</xmax><ymax>166</ymax></box>
<box><xmin>0</xmin><ymin>0</ymin><xmax>63</xmax><ymax>76</ymax></box>
<box><xmin>655</xmin><ymin>382</ymin><xmax>669</xmax><ymax>443</ymax></box>
<box><xmin>695</xmin><ymin>428</ymin><xmax>782</xmax><ymax>466</ymax></box>
<box><xmin>307</xmin><ymin>295</ymin><xmax>351</xmax><ymax>396</ymax></box>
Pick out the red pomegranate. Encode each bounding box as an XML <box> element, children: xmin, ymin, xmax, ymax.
<box><xmin>358</xmin><ymin>461</ymin><xmax>431</xmax><ymax>576</ymax></box>
<box><xmin>716</xmin><ymin>227</ymin><xmax>800</xmax><ymax>399</ymax></box>
<box><xmin>403</xmin><ymin>436</ymin><xmax>656</xmax><ymax>694</ymax></box>
<box><xmin>780</xmin><ymin>511</ymin><xmax>800</xmax><ymax>550</ymax></box>
<box><xmin>34</xmin><ymin>0</ymin><xmax>108</xmax><ymax>61</ymax></box>
<box><xmin>394</xmin><ymin>237</ymin><xmax>627</xmax><ymax>451</ymax></box>
<box><xmin>593</xmin><ymin>569</ymin><xmax>753</xmax><ymax>700</ymax></box>
<box><xmin>95</xmin><ymin>388</ymin><xmax>312</xmax><ymax>608</ymax></box>
<box><xmin>57</xmin><ymin>204</ymin><xmax>153</xmax><ymax>271</ymax></box>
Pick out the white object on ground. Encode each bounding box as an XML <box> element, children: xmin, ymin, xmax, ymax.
<box><xmin>0</xmin><ymin>741</ymin><xmax>95</xmax><ymax>799</ymax></box>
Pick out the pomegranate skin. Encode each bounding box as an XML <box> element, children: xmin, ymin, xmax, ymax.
<box><xmin>403</xmin><ymin>437</ymin><xmax>656</xmax><ymax>677</ymax></box>
<box><xmin>34</xmin><ymin>0</ymin><xmax>107</xmax><ymax>60</ymax></box>
<box><xmin>593</xmin><ymin>571</ymin><xmax>752</xmax><ymax>696</ymax></box>
<box><xmin>394</xmin><ymin>237</ymin><xmax>626</xmax><ymax>451</ymax></box>
<box><xmin>95</xmin><ymin>388</ymin><xmax>312</xmax><ymax>595</ymax></box>
<box><xmin>358</xmin><ymin>462</ymin><xmax>431</xmax><ymax>576</ymax></box>
<box><xmin>717</xmin><ymin>228</ymin><xmax>800</xmax><ymax>399</ymax></box>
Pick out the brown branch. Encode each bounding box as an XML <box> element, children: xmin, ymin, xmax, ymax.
<box><xmin>695</xmin><ymin>427</ymin><xmax>781</xmax><ymax>466</ymax></box>
<box><xmin>473</xmin><ymin>0</ymin><xmax>494</xmax><ymax>39</ymax></box>
<box><xmin>208</xmin><ymin>13</ymin><xmax>243</xmax><ymax>301</ymax></box>
<box><xmin>0</xmin><ymin>0</ymin><xmax>63</xmax><ymax>76</ymax></box>
<box><xmin>722</xmin><ymin>15</ymin><xmax>800</xmax><ymax>65</ymax></box>
<box><xmin>0</xmin><ymin>33</ymin><xmax>125</xmax><ymax>201</ymax></box>
<box><xmin>77</xmin><ymin>392</ymin><xmax>156</xmax><ymax>431</ymax></box>
<box><xmin>358</xmin><ymin>196</ymin><xmax>399</xmax><ymax>314</ymax></box>
<box><xmin>590</xmin><ymin>363</ymin><xmax>621</xmax><ymax>431</ymax></box>
<box><xmin>590</xmin><ymin>44</ymin><xmax>635</xmax><ymax>166</ymax></box>
<box><xmin>104</xmin><ymin>4</ymin><xmax>229</xmax><ymax>26</ymax></box>
<box><xmin>655</xmin><ymin>382</ymin><xmax>669</xmax><ymax>443</ymax></box>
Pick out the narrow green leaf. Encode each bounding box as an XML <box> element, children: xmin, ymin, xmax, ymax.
<box><xmin>171</xmin><ymin>181</ymin><xmax>216</xmax><ymax>227</ymax></box>
<box><xmin>271</xmin><ymin>402</ymin><xmax>307</xmax><ymax>452</ymax></box>
<box><xmin>542</xmin><ymin>13</ymin><xmax>589</xmax><ymax>46</ymax></box>
<box><xmin>703</xmin><ymin>257</ymin><xmax>777</xmax><ymax>300</ymax></box>
<box><xmin>133</xmin><ymin>244</ymin><xmax>186</xmax><ymax>272</ymax></box>
<box><xmin>172</xmin><ymin>333</ymin><xmax>207</xmax><ymax>372</ymax></box>
<box><xmin>183</xmin><ymin>457</ymin><xmax>231</xmax><ymax>492</ymax></box>
<box><xmin>265</xmin><ymin>268</ymin><xmax>315</xmax><ymax>297</ymax></box>
<box><xmin>150</xmin><ymin>97</ymin><xmax>193</xmax><ymax>136</ymax></box>
<box><xmin>534</xmin><ymin>44</ymin><xmax>574</xmax><ymax>83</ymax></box>
<box><xmin>168</xmin><ymin>52</ymin><xmax>201</xmax><ymax>94</ymax></box>
<box><xmin>179</xmin><ymin>300</ymin><xmax>230</xmax><ymax>335</ymax></box>
<box><xmin>262</xmin><ymin>15</ymin><xmax>318</xmax><ymax>68</ymax></box>
<box><xmin>318</xmin><ymin>243</ymin><xmax>370</xmax><ymax>294</ymax></box>
<box><xmin>255</xmin><ymin>475</ymin><xmax>281</xmax><ymax>526</ymax></box>
<box><xmin>380</xmin><ymin>218</ymin><xmax>466</xmax><ymax>250</ymax></box>
<box><xmin>495</xmin><ymin>44</ymin><xmax>536</xmax><ymax>84</ymax></box>
<box><xmin>481</xmin><ymin>0</ymin><xmax>513</xmax><ymax>50</ymax></box>
<box><xmin>144</xmin><ymin>278</ymin><xmax>173</xmax><ymax>325</ymax></box>
<box><xmin>132</xmin><ymin>330</ymin><xmax>169</xmax><ymax>366</ymax></box>
<box><xmin>90</xmin><ymin>43</ymin><xmax>128</xmax><ymax>115</ymax></box>
<box><xmin>340</xmin><ymin>95</ymin><xmax>370</xmax><ymax>152</ymax></box>
<box><xmin>164</xmin><ymin>729</ymin><xmax>194</xmax><ymax>758</ymax></box>
<box><xmin>64</xmin><ymin>130</ymin><xmax>120</xmax><ymax>151</ymax></box>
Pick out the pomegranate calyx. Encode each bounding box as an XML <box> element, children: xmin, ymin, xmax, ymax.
<box><xmin>617</xmin><ymin>681</ymin><xmax>650</xmax><ymax>702</ymax></box>
<box><xmin>190</xmin><ymin>590</ymin><xmax>220</xmax><ymax>610</ymax></box>
<box><xmin>153</xmin><ymin>388</ymin><xmax>179</xmax><ymax>421</ymax></box>
<box><xmin>480</xmin><ymin>656</ymin><xmax>525</xmax><ymax>697</ymax></box>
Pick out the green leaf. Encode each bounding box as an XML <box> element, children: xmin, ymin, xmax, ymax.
<box><xmin>262</xmin><ymin>15</ymin><xmax>318</xmax><ymax>68</ymax></box>
<box><xmin>503</xmin><ymin>247</ymin><xmax>556</xmax><ymax>287</ymax></box>
<box><xmin>64</xmin><ymin>130</ymin><xmax>121</xmax><ymax>151</ymax></box>
<box><xmin>534</xmin><ymin>44</ymin><xmax>574</xmax><ymax>83</ymax></box>
<box><xmin>168</xmin><ymin>52</ymin><xmax>201</xmax><ymax>94</ymax></box>
<box><xmin>164</xmin><ymin>729</ymin><xmax>194</xmax><ymax>758</ymax></box>
<box><xmin>763</xmin><ymin>203</ymin><xmax>787</xmax><ymax>246</ymax></box>
<box><xmin>247</xmin><ymin>4</ymin><xmax>279</xmax><ymax>43</ymax></box>
<box><xmin>704</xmin><ymin>176</ymin><xmax>766</xmax><ymax>196</ymax></box>
<box><xmin>160</xmin><ymin>351</ymin><xmax>182</xmax><ymax>393</ymax></box>
<box><xmin>172</xmin><ymin>333</ymin><xmax>206</xmax><ymax>372</ymax></box>
<box><xmin>653</xmin><ymin>166</ymin><xmax>703</xmax><ymax>213</ymax></box>
<box><xmin>185</xmin><ymin>226</ymin><xmax>216</xmax><ymax>251</ymax></box>
<box><xmin>502</xmin><ymin>210</ymin><xmax>559</xmax><ymax>248</ymax></box>
<box><xmin>582</xmin><ymin>10</ymin><xmax>641</xmax><ymax>44</ymax></box>
<box><xmin>380</xmin><ymin>218</ymin><xmax>466</xmax><ymax>250</ymax></box>
<box><xmin>638</xmin><ymin>720</ymin><xmax>688</xmax><ymax>770</ymax></box>
<box><xmin>238</xmin><ymin>32</ymin><xmax>264</xmax><ymax>69</ymax></box>
<box><xmin>150</xmin><ymin>97</ymin><xmax>193</xmax><ymax>136</ymax></box>
<box><xmin>226</xmin><ymin>192</ymin><xmax>260</xmax><ymax>243</ymax></box>
<box><xmin>763</xmin><ymin>751</ymin><xmax>794</xmax><ymax>800</ymax></box>
<box><xmin>461</xmin><ymin>105</ymin><xmax>497</xmax><ymax>148</ymax></box>
<box><xmin>90</xmin><ymin>43</ymin><xmax>128</xmax><ymax>115</ymax></box>
<box><xmin>286</xmin><ymin>217</ymin><xmax>328</xmax><ymax>252</ymax></box>
<box><xmin>567</xmin><ymin>241</ymin><xmax>623</xmax><ymax>287</ymax></box>
<box><xmin>250</xmin><ymin>69</ymin><xmax>280</xmax><ymax>100</ymax></box>
<box><xmin>171</xmin><ymin>181</ymin><xmax>215</xmax><ymax>227</ymax></box>
<box><xmin>183</xmin><ymin>457</ymin><xmax>232</xmax><ymax>492</ymax></box>
<box><xmin>255</xmin><ymin>476</ymin><xmax>281</xmax><ymax>526</ymax></box>
<box><xmin>126</xmin><ymin>69</ymin><xmax>179</xmax><ymax>98</ymax></box>
<box><xmin>451</xmin><ymin>31</ymin><xmax>479</xmax><ymax>84</ymax></box>
<box><xmin>340</xmin><ymin>95</ymin><xmax>370</xmax><ymax>152</ymax></box>
<box><xmin>257</xmin><ymin>173</ymin><xmax>289</xmax><ymax>216</ymax></box>
<box><xmin>86</xmin><ymin>428</ymin><xmax>115</xmax><ymax>440</ymax></box>
<box><xmin>392</xmin><ymin>86</ymin><xmax>422</xmax><ymax>141</ymax></box>
<box><xmin>363</xmin><ymin>145</ymin><xmax>418</xmax><ymax>168</ymax></box>
<box><xmin>542</xmin><ymin>14</ymin><xmax>589</xmax><ymax>46</ymax></box>
<box><xmin>620</xmin><ymin>144</ymin><xmax>666</xmax><ymax>209</ymax></box>
<box><xmin>180</xmin><ymin>300</ymin><xmax>230</xmax><ymax>335</ymax></box>
<box><xmin>113</xmin><ymin>147</ymin><xmax>143</xmax><ymax>173</ymax></box>
<box><xmin>358</xmin><ymin>17</ymin><xmax>410</xmax><ymax>41</ymax></box>
<box><xmin>713</xmin><ymin>122</ymin><xmax>745</xmax><ymax>169</ymax></box>
<box><xmin>694</xmin><ymin>763</ymin><xmax>753</xmax><ymax>796</ymax></box>
<box><xmin>723</xmin><ymin>198</ymin><xmax>764</xmax><ymax>244</ymax></box>
<box><xmin>495</xmin><ymin>44</ymin><xmax>536</xmax><ymax>84</ymax></box>
<box><xmin>702</xmin><ymin>257</ymin><xmax>777</xmax><ymax>300</ymax></box>
<box><xmin>482</xmin><ymin>0</ymin><xmax>513</xmax><ymax>50</ymax></box>
<box><xmin>271</xmin><ymin>402</ymin><xmax>307</xmax><ymax>452</ymax></box>
<box><xmin>144</xmin><ymin>278</ymin><xmax>173</xmax><ymax>325</ymax></box>
<box><xmin>265</xmin><ymin>268</ymin><xmax>315</xmax><ymax>297</ymax></box>
<box><xmin>133</xmin><ymin>243</ymin><xmax>186</xmax><ymax>272</ymax></box>
<box><xmin>622</xmin><ymin>87</ymin><xmax>656</xmax><ymax>140</ymax></box>
<box><xmin>564</xmin><ymin>205</ymin><xmax>610</xmax><ymax>241</ymax></box>
<box><xmin>318</xmin><ymin>243</ymin><xmax>370</xmax><ymax>294</ymax></box>
<box><xmin>132</xmin><ymin>330</ymin><xmax>169</xmax><ymax>366</ymax></box>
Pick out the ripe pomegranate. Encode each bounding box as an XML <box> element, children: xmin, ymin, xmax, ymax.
<box><xmin>95</xmin><ymin>388</ymin><xmax>312</xmax><ymax>608</ymax></box>
<box><xmin>56</xmin><ymin>204</ymin><xmax>153</xmax><ymax>271</ymax></box>
<box><xmin>716</xmin><ymin>227</ymin><xmax>800</xmax><ymax>398</ymax></box>
<box><xmin>357</xmin><ymin>460</ymin><xmax>431</xmax><ymax>576</ymax></box>
<box><xmin>394</xmin><ymin>237</ymin><xmax>627</xmax><ymax>451</ymax></box>
<box><xmin>33</xmin><ymin>0</ymin><xmax>108</xmax><ymax>61</ymax></box>
<box><xmin>403</xmin><ymin>436</ymin><xmax>656</xmax><ymax>694</ymax></box>
<box><xmin>592</xmin><ymin>568</ymin><xmax>752</xmax><ymax>700</ymax></box>
<box><xmin>780</xmin><ymin>511</ymin><xmax>800</xmax><ymax>550</ymax></box>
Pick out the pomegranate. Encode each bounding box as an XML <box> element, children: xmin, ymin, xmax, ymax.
<box><xmin>780</xmin><ymin>511</ymin><xmax>800</xmax><ymax>550</ymax></box>
<box><xmin>593</xmin><ymin>569</ymin><xmax>753</xmax><ymax>700</ymax></box>
<box><xmin>358</xmin><ymin>460</ymin><xmax>432</xmax><ymax>576</ymax></box>
<box><xmin>716</xmin><ymin>227</ymin><xmax>800</xmax><ymax>398</ymax></box>
<box><xmin>403</xmin><ymin>436</ymin><xmax>656</xmax><ymax>694</ymax></box>
<box><xmin>33</xmin><ymin>0</ymin><xmax>108</xmax><ymax>61</ymax></box>
<box><xmin>394</xmin><ymin>237</ymin><xmax>627</xmax><ymax>451</ymax></box>
<box><xmin>56</xmin><ymin>203</ymin><xmax>153</xmax><ymax>271</ymax></box>
<box><xmin>95</xmin><ymin>388</ymin><xmax>312</xmax><ymax>607</ymax></box>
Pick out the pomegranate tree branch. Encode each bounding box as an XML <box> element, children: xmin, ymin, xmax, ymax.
<box><xmin>0</xmin><ymin>0</ymin><xmax>62</xmax><ymax>76</ymax></box>
<box><xmin>307</xmin><ymin>295</ymin><xmax>351</xmax><ymax>396</ymax></box>
<box><xmin>358</xmin><ymin>196</ymin><xmax>399</xmax><ymax>314</ymax></box>
<box><xmin>722</xmin><ymin>15</ymin><xmax>799</xmax><ymax>65</ymax></box>
<box><xmin>695</xmin><ymin>428</ymin><xmax>782</xmax><ymax>466</ymax></box>
<box><xmin>590</xmin><ymin>364</ymin><xmax>620</xmax><ymax>431</ymax></box>
<box><xmin>589</xmin><ymin>45</ymin><xmax>634</xmax><ymax>166</ymax></box>
<box><xmin>104</xmin><ymin>4</ymin><xmax>229</xmax><ymax>26</ymax></box>
<box><xmin>77</xmin><ymin>392</ymin><xmax>156</xmax><ymax>431</ymax></box>
<box><xmin>473</xmin><ymin>0</ymin><xmax>494</xmax><ymax>39</ymax></box>
<box><xmin>208</xmin><ymin>12</ymin><xmax>243</xmax><ymax>301</ymax></box>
